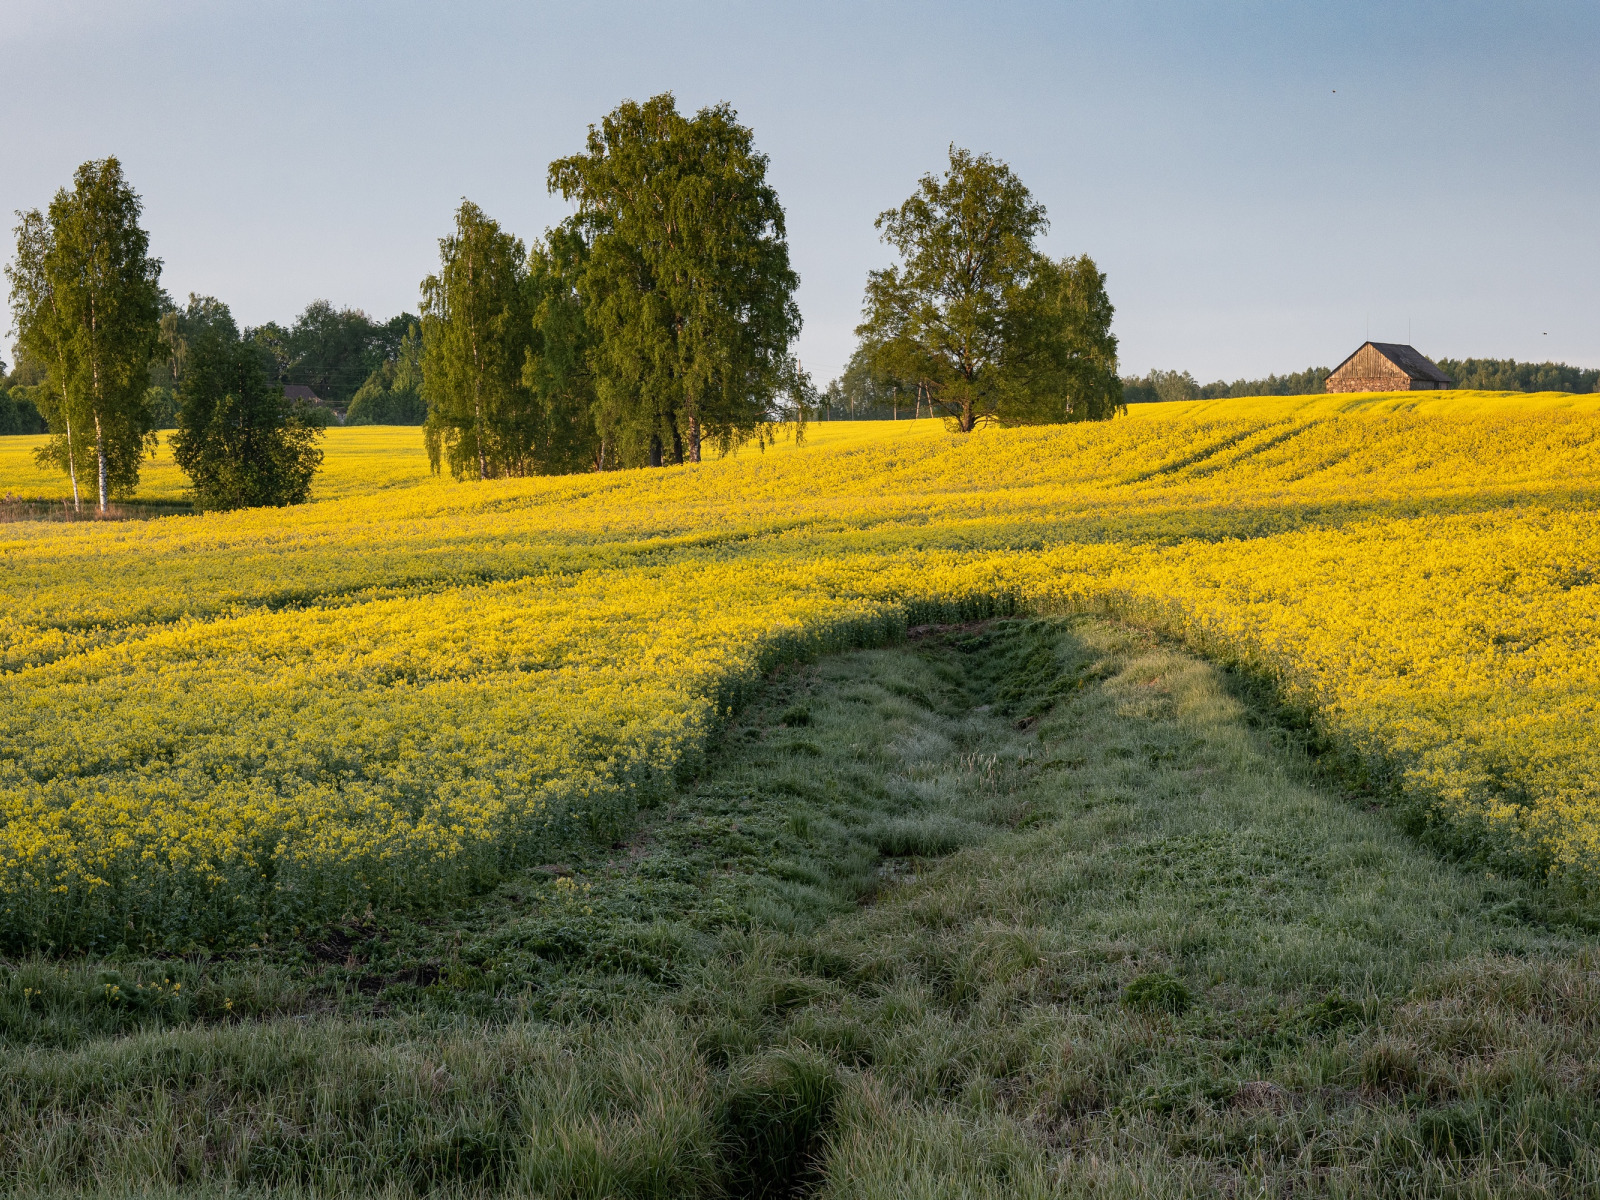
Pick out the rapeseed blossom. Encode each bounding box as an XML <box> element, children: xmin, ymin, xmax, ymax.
<box><xmin>0</xmin><ymin>390</ymin><xmax>1597</xmax><ymax>946</ymax></box>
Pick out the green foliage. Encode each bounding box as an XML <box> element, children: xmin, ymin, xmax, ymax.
<box><xmin>1436</xmin><ymin>357</ymin><xmax>1599</xmax><ymax>394</ymax></box>
<box><xmin>420</xmin><ymin>201</ymin><xmax>538</xmax><ymax>479</ymax></box>
<box><xmin>521</xmin><ymin>224</ymin><xmax>603</xmax><ymax>471</ymax></box>
<box><xmin>0</xmin><ymin>350</ymin><xmax>48</xmax><ymax>435</ymax></box>
<box><xmin>1</xmin><ymin>348</ymin><xmax>45</xmax><ymax>389</ymax></box>
<box><xmin>823</xmin><ymin>348</ymin><xmax>897</xmax><ymax>419</ymax></box>
<box><xmin>1123</xmin><ymin>366</ymin><xmax>1341</xmax><ymax>404</ymax></box>
<box><xmin>1197</xmin><ymin>364</ymin><xmax>1332</xmax><ymax>399</ymax></box>
<box><xmin>820</xmin><ymin>344</ymin><xmax>941</xmax><ymax>420</ymax></box>
<box><xmin>234</xmin><ymin>305</ymin><xmax>416</xmax><ymax>421</ymax></box>
<box><xmin>405</xmin><ymin>216</ymin><xmax>601</xmax><ymax>465</ymax></box>
<box><xmin>549</xmin><ymin>92</ymin><xmax>800</xmax><ymax>466</ymax></box>
<box><xmin>267</xmin><ymin>301</ymin><xmax>416</xmax><ymax>409</ymax></box>
<box><xmin>169</xmin><ymin>296</ymin><xmax>325</xmax><ymax>510</ymax></box>
<box><xmin>1001</xmin><ymin>253</ymin><xmax>1124</xmax><ymax>425</ymax></box>
<box><xmin>0</xmin><ymin>387</ymin><xmax>47</xmax><ymax>435</ymax></box>
<box><xmin>346</xmin><ymin>323</ymin><xmax>427</xmax><ymax>425</ymax></box>
<box><xmin>855</xmin><ymin>146</ymin><xmax>1123</xmax><ymax>432</ymax></box>
<box><xmin>281</xmin><ymin>300</ymin><xmax>375</xmax><ymax>406</ymax></box>
<box><xmin>6</xmin><ymin>157</ymin><xmax>163</xmax><ymax>508</ymax></box>
<box><xmin>141</xmin><ymin>292</ymin><xmax>244</xmax><ymax>431</ymax></box>
<box><xmin>142</xmin><ymin>384</ymin><xmax>179</xmax><ymax>429</ymax></box>
<box><xmin>1123</xmin><ymin>359</ymin><xmax>1600</xmax><ymax>403</ymax></box>
<box><xmin>1122</xmin><ymin>368</ymin><xmax>1204</xmax><ymax>404</ymax></box>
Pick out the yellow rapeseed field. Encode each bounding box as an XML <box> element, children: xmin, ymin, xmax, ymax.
<box><xmin>2</xmin><ymin>390</ymin><xmax>1597</xmax><ymax>947</ymax></box>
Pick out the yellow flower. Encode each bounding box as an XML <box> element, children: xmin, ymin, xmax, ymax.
<box><xmin>0</xmin><ymin>393</ymin><xmax>1597</xmax><ymax>945</ymax></box>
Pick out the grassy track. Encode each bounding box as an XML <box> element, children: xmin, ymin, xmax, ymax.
<box><xmin>2</xmin><ymin>617</ymin><xmax>1597</xmax><ymax>1196</ymax></box>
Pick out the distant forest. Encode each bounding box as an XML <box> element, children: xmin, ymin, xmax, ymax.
<box><xmin>1122</xmin><ymin>358</ymin><xmax>1600</xmax><ymax>404</ymax></box>
<box><xmin>8</xmin><ymin>340</ymin><xmax>1600</xmax><ymax>436</ymax></box>
<box><xmin>8</xmin><ymin>345</ymin><xmax>1599</xmax><ymax>435</ymax></box>
<box><xmin>1</xmin><ymin>299</ymin><xmax>422</xmax><ymax>436</ymax></box>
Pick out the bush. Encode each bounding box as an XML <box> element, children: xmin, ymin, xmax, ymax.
<box><xmin>0</xmin><ymin>387</ymin><xmax>47</xmax><ymax>435</ymax></box>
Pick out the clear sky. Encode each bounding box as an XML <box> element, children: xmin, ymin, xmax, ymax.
<box><xmin>4</xmin><ymin>0</ymin><xmax>1596</xmax><ymax>383</ymax></box>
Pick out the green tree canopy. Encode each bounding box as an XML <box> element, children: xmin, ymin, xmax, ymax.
<box><xmin>819</xmin><ymin>346</ymin><xmax>915</xmax><ymax>420</ymax></box>
<box><xmin>239</xmin><ymin>304</ymin><xmax>419</xmax><ymax>413</ymax></box>
<box><xmin>522</xmin><ymin>224</ymin><xmax>603</xmax><ymax>471</ymax></box>
<box><xmin>6</xmin><ymin>157</ymin><xmax>163</xmax><ymax>509</ymax></box>
<box><xmin>155</xmin><ymin>293</ymin><xmax>236</xmax><ymax>388</ymax></box>
<box><xmin>0</xmin><ymin>347</ymin><xmax>48</xmax><ymax>435</ymax></box>
<box><xmin>347</xmin><ymin>323</ymin><xmax>427</xmax><ymax>425</ymax></box>
<box><xmin>1000</xmin><ymin>253</ymin><xmax>1123</xmax><ymax>425</ymax></box>
<box><xmin>286</xmin><ymin>301</ymin><xmax>392</xmax><ymax>407</ymax></box>
<box><xmin>1435</xmin><ymin>358</ymin><xmax>1599</xmax><ymax>394</ymax></box>
<box><xmin>0</xmin><ymin>388</ymin><xmax>46</xmax><ymax>436</ymax></box>
<box><xmin>855</xmin><ymin>146</ymin><xmax>1123</xmax><ymax>432</ymax></box>
<box><xmin>144</xmin><ymin>291</ymin><xmax>232</xmax><ymax>429</ymax></box>
<box><xmin>548</xmin><ymin>93</ymin><xmax>800</xmax><ymax>466</ymax></box>
<box><xmin>169</xmin><ymin>296</ymin><xmax>325</xmax><ymax>511</ymax></box>
<box><xmin>419</xmin><ymin>201</ymin><xmax>538</xmax><ymax>480</ymax></box>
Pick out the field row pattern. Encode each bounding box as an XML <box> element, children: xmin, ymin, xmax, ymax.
<box><xmin>1</xmin><ymin>392</ymin><xmax>1597</xmax><ymax>946</ymax></box>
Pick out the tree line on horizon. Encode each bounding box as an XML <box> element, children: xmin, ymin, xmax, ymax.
<box><xmin>1121</xmin><ymin>357</ymin><xmax>1600</xmax><ymax>404</ymax></box>
<box><xmin>13</xmin><ymin>99</ymin><xmax>1592</xmax><ymax>509</ymax></box>
<box><xmin>2</xmin><ymin>296</ymin><xmax>423</xmax><ymax>433</ymax></box>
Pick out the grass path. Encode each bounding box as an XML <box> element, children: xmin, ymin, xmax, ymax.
<box><xmin>2</xmin><ymin>617</ymin><xmax>1596</xmax><ymax>1196</ymax></box>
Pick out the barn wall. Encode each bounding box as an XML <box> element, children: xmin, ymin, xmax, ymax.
<box><xmin>1327</xmin><ymin>344</ymin><xmax>1412</xmax><ymax>393</ymax></box>
<box><xmin>1327</xmin><ymin>376</ymin><xmax>1415</xmax><ymax>393</ymax></box>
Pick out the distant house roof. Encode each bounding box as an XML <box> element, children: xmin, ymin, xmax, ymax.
<box><xmin>1330</xmin><ymin>342</ymin><xmax>1454</xmax><ymax>384</ymax></box>
<box><xmin>282</xmin><ymin>385</ymin><xmax>321</xmax><ymax>403</ymax></box>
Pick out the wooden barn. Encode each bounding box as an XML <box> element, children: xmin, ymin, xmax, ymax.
<box><xmin>1326</xmin><ymin>342</ymin><xmax>1454</xmax><ymax>393</ymax></box>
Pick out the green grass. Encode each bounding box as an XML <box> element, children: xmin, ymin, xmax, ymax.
<box><xmin>2</xmin><ymin>617</ymin><xmax>1598</xmax><ymax>1196</ymax></box>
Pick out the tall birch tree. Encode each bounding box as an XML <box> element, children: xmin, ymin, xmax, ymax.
<box><xmin>419</xmin><ymin>201</ymin><xmax>533</xmax><ymax>480</ymax></box>
<box><xmin>6</xmin><ymin>158</ymin><xmax>162</xmax><ymax>511</ymax></box>
<box><xmin>523</xmin><ymin>224</ymin><xmax>602</xmax><ymax>472</ymax></box>
<box><xmin>548</xmin><ymin>94</ymin><xmax>799</xmax><ymax>466</ymax></box>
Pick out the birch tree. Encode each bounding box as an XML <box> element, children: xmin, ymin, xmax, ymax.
<box><xmin>523</xmin><ymin>224</ymin><xmax>602</xmax><ymax>472</ymax></box>
<box><xmin>856</xmin><ymin>147</ymin><xmax>1123</xmax><ymax>432</ymax></box>
<box><xmin>548</xmin><ymin>94</ymin><xmax>799</xmax><ymax>467</ymax></box>
<box><xmin>419</xmin><ymin>201</ymin><xmax>533</xmax><ymax>479</ymax></box>
<box><xmin>6</xmin><ymin>158</ymin><xmax>162</xmax><ymax>511</ymax></box>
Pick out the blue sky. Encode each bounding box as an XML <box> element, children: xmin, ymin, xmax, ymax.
<box><xmin>3</xmin><ymin>0</ymin><xmax>1596</xmax><ymax>382</ymax></box>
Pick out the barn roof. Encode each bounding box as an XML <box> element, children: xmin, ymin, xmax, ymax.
<box><xmin>1330</xmin><ymin>342</ymin><xmax>1454</xmax><ymax>384</ymax></box>
<box><xmin>282</xmin><ymin>385</ymin><xmax>321</xmax><ymax>402</ymax></box>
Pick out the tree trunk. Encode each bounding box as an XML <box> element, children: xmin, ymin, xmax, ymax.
<box><xmin>90</xmin><ymin>294</ymin><xmax>106</xmax><ymax>511</ymax></box>
<box><xmin>52</xmin><ymin>337</ymin><xmax>81</xmax><ymax>512</ymax></box>
<box><xmin>94</xmin><ymin>413</ymin><xmax>107</xmax><ymax>512</ymax></box>
<box><xmin>474</xmin><ymin>399</ymin><xmax>487</xmax><ymax>478</ymax></box>
<box><xmin>65</xmin><ymin>413</ymin><xmax>80</xmax><ymax>513</ymax></box>
<box><xmin>686</xmin><ymin>411</ymin><xmax>701</xmax><ymax>464</ymax></box>
<box><xmin>650</xmin><ymin>434</ymin><xmax>663</xmax><ymax>468</ymax></box>
<box><xmin>467</xmin><ymin>248</ymin><xmax>487</xmax><ymax>481</ymax></box>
